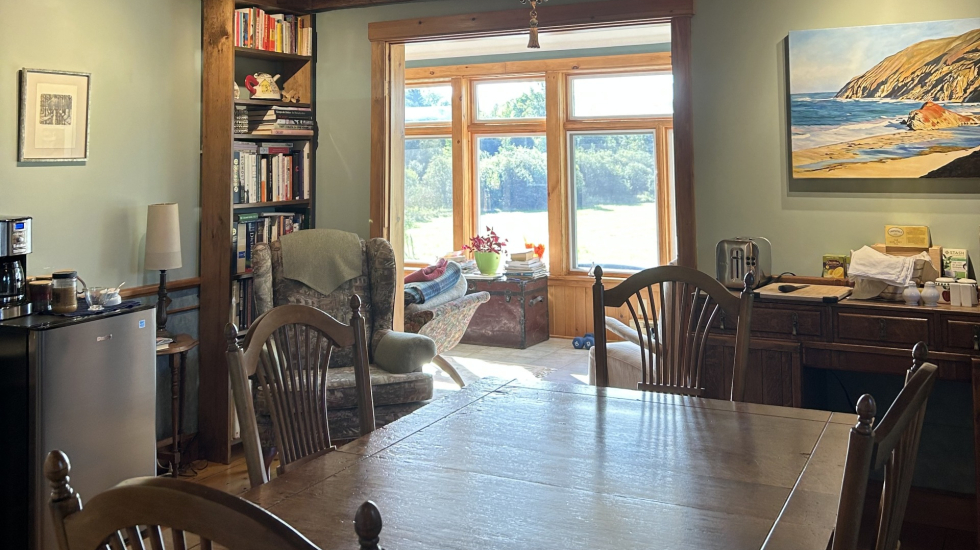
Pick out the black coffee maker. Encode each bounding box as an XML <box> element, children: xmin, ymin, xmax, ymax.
<box><xmin>0</xmin><ymin>216</ymin><xmax>32</xmax><ymax>320</ymax></box>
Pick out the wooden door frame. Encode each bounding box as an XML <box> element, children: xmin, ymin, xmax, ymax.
<box><xmin>369</xmin><ymin>0</ymin><xmax>697</xmax><ymax>271</ymax></box>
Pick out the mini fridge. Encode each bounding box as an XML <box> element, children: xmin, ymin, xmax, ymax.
<box><xmin>0</xmin><ymin>305</ymin><xmax>157</xmax><ymax>550</ymax></box>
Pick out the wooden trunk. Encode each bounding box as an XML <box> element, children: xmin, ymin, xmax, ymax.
<box><xmin>461</xmin><ymin>276</ymin><xmax>549</xmax><ymax>349</ymax></box>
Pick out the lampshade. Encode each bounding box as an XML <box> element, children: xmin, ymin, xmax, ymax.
<box><xmin>144</xmin><ymin>203</ymin><xmax>182</xmax><ymax>271</ymax></box>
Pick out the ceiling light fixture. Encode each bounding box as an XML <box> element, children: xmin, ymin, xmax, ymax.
<box><xmin>520</xmin><ymin>0</ymin><xmax>548</xmax><ymax>49</ymax></box>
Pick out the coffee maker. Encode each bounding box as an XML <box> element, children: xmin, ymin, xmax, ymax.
<box><xmin>0</xmin><ymin>216</ymin><xmax>32</xmax><ymax>320</ymax></box>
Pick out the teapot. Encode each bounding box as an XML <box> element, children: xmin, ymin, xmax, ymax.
<box><xmin>244</xmin><ymin>73</ymin><xmax>281</xmax><ymax>100</ymax></box>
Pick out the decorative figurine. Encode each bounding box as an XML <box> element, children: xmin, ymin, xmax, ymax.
<box><xmin>244</xmin><ymin>73</ymin><xmax>281</xmax><ymax>100</ymax></box>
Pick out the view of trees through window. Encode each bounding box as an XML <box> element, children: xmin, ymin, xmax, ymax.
<box><xmin>404</xmin><ymin>66</ymin><xmax>672</xmax><ymax>270</ymax></box>
<box><xmin>572</xmin><ymin>133</ymin><xmax>659</xmax><ymax>270</ymax></box>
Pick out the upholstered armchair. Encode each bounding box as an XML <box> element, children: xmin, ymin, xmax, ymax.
<box><xmin>252</xmin><ymin>237</ymin><xmax>441</xmax><ymax>442</ymax></box>
<box><xmin>404</xmin><ymin>287</ymin><xmax>490</xmax><ymax>386</ymax></box>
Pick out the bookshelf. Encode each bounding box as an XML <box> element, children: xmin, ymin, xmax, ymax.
<box><xmin>200</xmin><ymin>0</ymin><xmax>317</xmax><ymax>463</ymax></box>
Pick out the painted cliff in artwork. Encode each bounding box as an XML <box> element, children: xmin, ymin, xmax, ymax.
<box><xmin>789</xmin><ymin>19</ymin><xmax>980</xmax><ymax>178</ymax></box>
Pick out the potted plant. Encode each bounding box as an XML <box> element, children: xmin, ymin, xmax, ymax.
<box><xmin>464</xmin><ymin>227</ymin><xmax>507</xmax><ymax>275</ymax></box>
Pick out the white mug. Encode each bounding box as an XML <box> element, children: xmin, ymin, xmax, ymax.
<box><xmin>936</xmin><ymin>277</ymin><xmax>956</xmax><ymax>304</ymax></box>
<box><xmin>959</xmin><ymin>278</ymin><xmax>978</xmax><ymax>307</ymax></box>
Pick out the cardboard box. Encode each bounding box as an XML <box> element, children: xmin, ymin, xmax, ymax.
<box><xmin>943</xmin><ymin>248</ymin><xmax>969</xmax><ymax>279</ymax></box>
<box><xmin>822</xmin><ymin>255</ymin><xmax>847</xmax><ymax>279</ymax></box>
<box><xmin>885</xmin><ymin>225</ymin><xmax>931</xmax><ymax>247</ymax></box>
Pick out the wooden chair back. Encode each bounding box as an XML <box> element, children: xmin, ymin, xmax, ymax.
<box><xmin>226</xmin><ymin>298</ymin><xmax>375</xmax><ymax>488</ymax></box>
<box><xmin>831</xmin><ymin>342</ymin><xmax>938</xmax><ymax>550</ymax></box>
<box><xmin>592</xmin><ymin>264</ymin><xmax>755</xmax><ymax>401</ymax></box>
<box><xmin>45</xmin><ymin>450</ymin><xmax>321</xmax><ymax>550</ymax></box>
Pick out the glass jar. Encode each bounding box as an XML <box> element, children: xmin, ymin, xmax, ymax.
<box><xmin>51</xmin><ymin>270</ymin><xmax>79</xmax><ymax>313</ymax></box>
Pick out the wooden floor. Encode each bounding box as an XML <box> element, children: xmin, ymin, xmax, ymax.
<box><xmin>184</xmin><ymin>341</ymin><xmax>974</xmax><ymax>549</ymax></box>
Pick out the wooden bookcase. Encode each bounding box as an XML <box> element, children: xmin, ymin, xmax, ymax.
<box><xmin>200</xmin><ymin>0</ymin><xmax>317</xmax><ymax>463</ymax></box>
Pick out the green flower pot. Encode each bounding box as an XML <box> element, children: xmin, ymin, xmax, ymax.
<box><xmin>474</xmin><ymin>251</ymin><xmax>501</xmax><ymax>275</ymax></box>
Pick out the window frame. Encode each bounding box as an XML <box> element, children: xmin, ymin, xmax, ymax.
<box><xmin>403</xmin><ymin>52</ymin><xmax>675</xmax><ymax>276</ymax></box>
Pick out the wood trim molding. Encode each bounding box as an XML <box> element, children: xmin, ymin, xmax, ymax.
<box><xmin>451</xmin><ymin>76</ymin><xmax>474</xmax><ymax>251</ymax></box>
<box><xmin>406</xmin><ymin>52</ymin><xmax>672</xmax><ymax>81</ymax></box>
<box><xmin>545</xmin><ymin>71</ymin><xmax>569</xmax><ymax>276</ymax></box>
<box><xmin>119</xmin><ymin>277</ymin><xmax>202</xmax><ymax>299</ymax></box>
<box><xmin>670</xmin><ymin>16</ymin><xmax>696</xmax><ymax>268</ymax></box>
<box><xmin>369</xmin><ymin>41</ymin><xmax>391</xmax><ymax>241</ymax></box>
<box><xmin>368</xmin><ymin>0</ymin><xmax>694</xmax><ymax>43</ymax></box>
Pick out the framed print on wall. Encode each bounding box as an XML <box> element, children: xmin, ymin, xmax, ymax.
<box><xmin>18</xmin><ymin>68</ymin><xmax>91</xmax><ymax>162</ymax></box>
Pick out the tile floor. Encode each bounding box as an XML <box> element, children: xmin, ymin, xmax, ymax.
<box><xmin>426</xmin><ymin>337</ymin><xmax>592</xmax><ymax>393</ymax></box>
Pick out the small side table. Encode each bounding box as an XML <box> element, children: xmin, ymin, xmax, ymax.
<box><xmin>157</xmin><ymin>333</ymin><xmax>198</xmax><ymax>477</ymax></box>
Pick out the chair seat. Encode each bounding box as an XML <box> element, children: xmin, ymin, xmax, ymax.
<box><xmin>252</xmin><ymin>366</ymin><xmax>434</xmax><ymax>446</ymax></box>
<box><xmin>589</xmin><ymin>341</ymin><xmax>643</xmax><ymax>390</ymax></box>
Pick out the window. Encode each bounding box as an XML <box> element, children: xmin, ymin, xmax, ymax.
<box><xmin>403</xmin><ymin>53</ymin><xmax>674</xmax><ymax>275</ymax></box>
<box><xmin>570</xmin><ymin>73</ymin><xmax>673</xmax><ymax>118</ymax></box>
<box><xmin>405</xmin><ymin>138</ymin><xmax>453</xmax><ymax>263</ymax></box>
<box><xmin>477</xmin><ymin>136</ymin><xmax>548</xmax><ymax>250</ymax></box>
<box><xmin>474</xmin><ymin>80</ymin><xmax>546</xmax><ymax>121</ymax></box>
<box><xmin>571</xmin><ymin>133</ymin><xmax>658</xmax><ymax>270</ymax></box>
<box><xmin>406</xmin><ymin>85</ymin><xmax>452</xmax><ymax>123</ymax></box>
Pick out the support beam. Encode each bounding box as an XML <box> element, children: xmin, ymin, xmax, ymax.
<box><xmin>670</xmin><ymin>15</ymin><xmax>697</xmax><ymax>268</ymax></box>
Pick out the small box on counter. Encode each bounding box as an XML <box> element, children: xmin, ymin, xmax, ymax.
<box><xmin>943</xmin><ymin>248</ymin><xmax>970</xmax><ymax>279</ymax></box>
<box><xmin>821</xmin><ymin>255</ymin><xmax>848</xmax><ymax>279</ymax></box>
<box><xmin>885</xmin><ymin>225</ymin><xmax>931</xmax><ymax>247</ymax></box>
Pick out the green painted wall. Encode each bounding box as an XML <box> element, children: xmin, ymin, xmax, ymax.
<box><xmin>0</xmin><ymin>0</ymin><xmax>201</xmax><ymax>286</ymax></box>
<box><xmin>692</xmin><ymin>0</ymin><xmax>980</xmax><ymax>276</ymax></box>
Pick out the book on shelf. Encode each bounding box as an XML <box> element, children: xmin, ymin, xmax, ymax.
<box><xmin>233</xmin><ymin>140</ymin><xmax>310</xmax><ymax>205</ymax></box>
<box><xmin>232</xmin><ymin>212</ymin><xmax>307</xmax><ymax>275</ymax></box>
<box><xmin>231</xmin><ymin>278</ymin><xmax>256</xmax><ymax>331</ymax></box>
<box><xmin>234</xmin><ymin>8</ymin><xmax>312</xmax><ymax>56</ymax></box>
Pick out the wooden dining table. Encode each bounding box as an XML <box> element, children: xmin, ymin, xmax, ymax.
<box><xmin>243</xmin><ymin>377</ymin><xmax>855</xmax><ymax>550</ymax></box>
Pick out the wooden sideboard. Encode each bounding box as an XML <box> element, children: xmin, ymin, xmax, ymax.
<box><xmin>703</xmin><ymin>295</ymin><xmax>980</xmax><ymax>539</ymax></box>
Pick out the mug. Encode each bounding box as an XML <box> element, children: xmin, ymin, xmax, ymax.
<box><xmin>936</xmin><ymin>277</ymin><xmax>956</xmax><ymax>304</ymax></box>
<box><xmin>959</xmin><ymin>279</ymin><xmax>978</xmax><ymax>307</ymax></box>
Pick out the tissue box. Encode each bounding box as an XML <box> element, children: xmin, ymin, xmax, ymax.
<box><xmin>885</xmin><ymin>225</ymin><xmax>931</xmax><ymax>247</ymax></box>
<box><xmin>943</xmin><ymin>248</ymin><xmax>969</xmax><ymax>279</ymax></box>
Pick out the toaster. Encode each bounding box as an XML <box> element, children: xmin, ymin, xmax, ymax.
<box><xmin>716</xmin><ymin>237</ymin><xmax>772</xmax><ymax>290</ymax></box>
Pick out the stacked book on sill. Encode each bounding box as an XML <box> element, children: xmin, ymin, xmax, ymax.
<box><xmin>233</xmin><ymin>141</ymin><xmax>311</xmax><ymax>204</ymax></box>
<box><xmin>233</xmin><ymin>213</ymin><xmax>306</xmax><ymax>275</ymax></box>
<box><xmin>234</xmin><ymin>8</ymin><xmax>313</xmax><ymax>56</ymax></box>
<box><xmin>505</xmin><ymin>249</ymin><xmax>548</xmax><ymax>277</ymax></box>
<box><xmin>245</xmin><ymin>106</ymin><xmax>314</xmax><ymax>136</ymax></box>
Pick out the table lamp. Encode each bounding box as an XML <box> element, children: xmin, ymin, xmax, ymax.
<box><xmin>145</xmin><ymin>203</ymin><xmax>182</xmax><ymax>337</ymax></box>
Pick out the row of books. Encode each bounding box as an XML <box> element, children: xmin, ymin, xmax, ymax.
<box><xmin>230</xmin><ymin>278</ymin><xmax>256</xmax><ymax>331</ymax></box>
<box><xmin>233</xmin><ymin>9</ymin><xmax>313</xmax><ymax>56</ymax></box>
<box><xmin>233</xmin><ymin>213</ymin><xmax>306</xmax><ymax>274</ymax></box>
<box><xmin>234</xmin><ymin>106</ymin><xmax>249</xmax><ymax>134</ymax></box>
<box><xmin>246</xmin><ymin>106</ymin><xmax>314</xmax><ymax>136</ymax></box>
<box><xmin>505</xmin><ymin>249</ymin><xmax>548</xmax><ymax>277</ymax></box>
<box><xmin>233</xmin><ymin>141</ymin><xmax>311</xmax><ymax>204</ymax></box>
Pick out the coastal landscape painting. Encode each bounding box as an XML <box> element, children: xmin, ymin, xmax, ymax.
<box><xmin>789</xmin><ymin>19</ymin><xmax>980</xmax><ymax>178</ymax></box>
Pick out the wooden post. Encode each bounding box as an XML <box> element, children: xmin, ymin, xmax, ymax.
<box><xmin>45</xmin><ymin>450</ymin><xmax>82</xmax><ymax>550</ymax></box>
<box><xmin>670</xmin><ymin>15</ymin><xmax>697</xmax><ymax>269</ymax></box>
<box><xmin>832</xmin><ymin>395</ymin><xmax>876</xmax><ymax>550</ymax></box>
<box><xmin>199</xmin><ymin>0</ymin><xmax>236</xmax><ymax>464</ymax></box>
<box><xmin>225</xmin><ymin>323</ymin><xmax>269</xmax><ymax>488</ymax></box>
<box><xmin>350</xmin><ymin>295</ymin><xmax>376</xmax><ymax>436</ymax></box>
<box><xmin>730</xmin><ymin>271</ymin><xmax>755</xmax><ymax>402</ymax></box>
<box><xmin>592</xmin><ymin>266</ymin><xmax>608</xmax><ymax>388</ymax></box>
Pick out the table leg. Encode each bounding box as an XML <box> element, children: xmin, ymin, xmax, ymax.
<box><xmin>972</xmin><ymin>359</ymin><xmax>980</xmax><ymax>549</ymax></box>
<box><xmin>170</xmin><ymin>354</ymin><xmax>182</xmax><ymax>477</ymax></box>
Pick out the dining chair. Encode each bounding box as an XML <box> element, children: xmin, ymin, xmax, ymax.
<box><xmin>45</xmin><ymin>450</ymin><xmax>322</xmax><ymax>550</ymax></box>
<box><xmin>831</xmin><ymin>342</ymin><xmax>938</xmax><ymax>550</ymax></box>
<box><xmin>591</xmin><ymin>264</ymin><xmax>755</xmax><ymax>401</ymax></box>
<box><xmin>226</xmin><ymin>298</ymin><xmax>375</xmax><ymax>488</ymax></box>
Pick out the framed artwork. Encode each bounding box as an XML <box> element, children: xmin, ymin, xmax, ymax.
<box><xmin>788</xmin><ymin>19</ymin><xmax>980</xmax><ymax>178</ymax></box>
<box><xmin>18</xmin><ymin>68</ymin><xmax>91</xmax><ymax>162</ymax></box>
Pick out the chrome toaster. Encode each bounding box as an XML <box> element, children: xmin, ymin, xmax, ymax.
<box><xmin>716</xmin><ymin>237</ymin><xmax>771</xmax><ymax>290</ymax></box>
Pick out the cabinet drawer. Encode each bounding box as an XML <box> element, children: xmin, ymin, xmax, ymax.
<box><xmin>836</xmin><ymin>312</ymin><xmax>930</xmax><ymax>347</ymax></box>
<box><xmin>751</xmin><ymin>307</ymin><xmax>824</xmax><ymax>339</ymax></box>
<box><xmin>945</xmin><ymin>318</ymin><xmax>980</xmax><ymax>352</ymax></box>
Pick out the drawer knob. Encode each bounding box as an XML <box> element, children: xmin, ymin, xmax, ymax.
<box><xmin>878</xmin><ymin>319</ymin><xmax>887</xmax><ymax>340</ymax></box>
<box><xmin>791</xmin><ymin>313</ymin><xmax>799</xmax><ymax>336</ymax></box>
<box><xmin>529</xmin><ymin>296</ymin><xmax>544</xmax><ymax>306</ymax></box>
<box><xmin>974</xmin><ymin>326</ymin><xmax>979</xmax><ymax>351</ymax></box>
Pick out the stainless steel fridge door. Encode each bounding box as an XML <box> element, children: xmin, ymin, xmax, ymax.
<box><xmin>33</xmin><ymin>309</ymin><xmax>156</xmax><ymax>550</ymax></box>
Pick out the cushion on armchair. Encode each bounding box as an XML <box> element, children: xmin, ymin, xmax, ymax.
<box><xmin>373</xmin><ymin>331</ymin><xmax>437</xmax><ymax>374</ymax></box>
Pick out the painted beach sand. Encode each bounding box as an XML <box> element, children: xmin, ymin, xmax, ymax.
<box><xmin>789</xmin><ymin>19</ymin><xmax>980</xmax><ymax>178</ymax></box>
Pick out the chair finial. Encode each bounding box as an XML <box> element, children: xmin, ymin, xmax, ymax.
<box><xmin>594</xmin><ymin>265</ymin><xmax>603</xmax><ymax>281</ymax></box>
<box><xmin>355</xmin><ymin>500</ymin><xmax>383</xmax><ymax>549</ymax></box>
<box><xmin>44</xmin><ymin>450</ymin><xmax>74</xmax><ymax>502</ymax></box>
<box><xmin>350</xmin><ymin>294</ymin><xmax>362</xmax><ymax>313</ymax></box>
<box><xmin>225</xmin><ymin>322</ymin><xmax>241</xmax><ymax>351</ymax></box>
<box><xmin>855</xmin><ymin>394</ymin><xmax>876</xmax><ymax>435</ymax></box>
<box><xmin>742</xmin><ymin>271</ymin><xmax>756</xmax><ymax>292</ymax></box>
<box><xmin>911</xmin><ymin>341</ymin><xmax>928</xmax><ymax>372</ymax></box>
